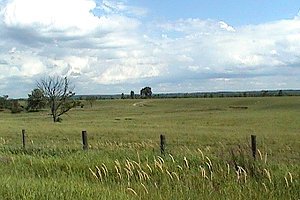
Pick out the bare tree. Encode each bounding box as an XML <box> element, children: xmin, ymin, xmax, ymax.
<box><xmin>38</xmin><ymin>76</ymin><xmax>76</xmax><ymax>122</ymax></box>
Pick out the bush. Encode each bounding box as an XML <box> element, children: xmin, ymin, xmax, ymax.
<box><xmin>10</xmin><ymin>100</ymin><xmax>23</xmax><ymax>114</ymax></box>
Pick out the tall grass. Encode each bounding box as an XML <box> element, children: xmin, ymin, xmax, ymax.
<box><xmin>0</xmin><ymin>97</ymin><xmax>299</xmax><ymax>199</ymax></box>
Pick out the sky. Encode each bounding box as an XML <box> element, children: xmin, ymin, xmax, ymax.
<box><xmin>0</xmin><ymin>0</ymin><xmax>300</xmax><ymax>97</ymax></box>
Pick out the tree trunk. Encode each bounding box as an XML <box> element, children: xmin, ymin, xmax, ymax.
<box><xmin>51</xmin><ymin>98</ymin><xmax>57</xmax><ymax>122</ymax></box>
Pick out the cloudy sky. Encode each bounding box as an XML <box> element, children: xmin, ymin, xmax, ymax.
<box><xmin>0</xmin><ymin>0</ymin><xmax>300</xmax><ymax>97</ymax></box>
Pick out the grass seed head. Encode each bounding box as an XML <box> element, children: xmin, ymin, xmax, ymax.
<box><xmin>102</xmin><ymin>163</ymin><xmax>108</xmax><ymax>175</ymax></box>
<box><xmin>284</xmin><ymin>176</ymin><xmax>289</xmax><ymax>188</ymax></box>
<box><xmin>137</xmin><ymin>151</ymin><xmax>141</xmax><ymax>164</ymax></box>
<box><xmin>137</xmin><ymin>169</ymin><xmax>144</xmax><ymax>182</ymax></box>
<box><xmin>132</xmin><ymin>160</ymin><xmax>141</xmax><ymax>170</ymax></box>
<box><xmin>157</xmin><ymin>156</ymin><xmax>165</xmax><ymax>165</ymax></box>
<box><xmin>205</xmin><ymin>156</ymin><xmax>212</xmax><ymax>169</ymax></box>
<box><xmin>101</xmin><ymin>166</ymin><xmax>107</xmax><ymax>177</ymax></box>
<box><xmin>169</xmin><ymin>154</ymin><xmax>175</xmax><ymax>163</ymax></box>
<box><xmin>115</xmin><ymin>165</ymin><xmax>119</xmax><ymax>174</ymax></box>
<box><xmin>177</xmin><ymin>165</ymin><xmax>183</xmax><ymax>170</ymax></box>
<box><xmin>227</xmin><ymin>163</ymin><xmax>230</xmax><ymax>175</ymax></box>
<box><xmin>95</xmin><ymin>166</ymin><xmax>103</xmax><ymax>181</ymax></box>
<box><xmin>205</xmin><ymin>162</ymin><xmax>212</xmax><ymax>172</ymax></box>
<box><xmin>166</xmin><ymin>169</ymin><xmax>173</xmax><ymax>180</ymax></box>
<box><xmin>197</xmin><ymin>148</ymin><xmax>205</xmax><ymax>160</ymax></box>
<box><xmin>141</xmin><ymin>183</ymin><xmax>148</xmax><ymax>194</ymax></box>
<box><xmin>257</xmin><ymin>149</ymin><xmax>263</xmax><ymax>161</ymax></box>
<box><xmin>264</xmin><ymin>153</ymin><xmax>268</xmax><ymax>164</ymax></box>
<box><xmin>288</xmin><ymin>172</ymin><xmax>293</xmax><ymax>183</ymax></box>
<box><xmin>172</xmin><ymin>172</ymin><xmax>180</xmax><ymax>181</ymax></box>
<box><xmin>262</xmin><ymin>182</ymin><xmax>268</xmax><ymax>192</ymax></box>
<box><xmin>183</xmin><ymin>157</ymin><xmax>189</xmax><ymax>169</ymax></box>
<box><xmin>127</xmin><ymin>187</ymin><xmax>138</xmax><ymax>196</ymax></box>
<box><xmin>141</xmin><ymin>170</ymin><xmax>150</xmax><ymax>181</ymax></box>
<box><xmin>89</xmin><ymin>168</ymin><xmax>98</xmax><ymax>179</ymax></box>
<box><xmin>263</xmin><ymin>168</ymin><xmax>272</xmax><ymax>183</ymax></box>
<box><xmin>117</xmin><ymin>172</ymin><xmax>122</xmax><ymax>180</ymax></box>
<box><xmin>146</xmin><ymin>163</ymin><xmax>152</xmax><ymax>173</ymax></box>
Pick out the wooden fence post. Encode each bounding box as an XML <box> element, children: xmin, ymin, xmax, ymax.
<box><xmin>251</xmin><ymin>135</ymin><xmax>257</xmax><ymax>159</ymax></box>
<box><xmin>160</xmin><ymin>134</ymin><xmax>166</xmax><ymax>155</ymax></box>
<box><xmin>22</xmin><ymin>129</ymin><xmax>26</xmax><ymax>149</ymax></box>
<box><xmin>82</xmin><ymin>130</ymin><xmax>88</xmax><ymax>150</ymax></box>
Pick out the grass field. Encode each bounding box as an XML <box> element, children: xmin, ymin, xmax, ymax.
<box><xmin>0</xmin><ymin>97</ymin><xmax>299</xmax><ymax>199</ymax></box>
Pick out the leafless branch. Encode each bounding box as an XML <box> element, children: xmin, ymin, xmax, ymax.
<box><xmin>37</xmin><ymin>76</ymin><xmax>76</xmax><ymax>122</ymax></box>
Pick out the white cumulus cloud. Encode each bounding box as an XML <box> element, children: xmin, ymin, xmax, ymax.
<box><xmin>0</xmin><ymin>0</ymin><xmax>299</xmax><ymax>97</ymax></box>
<box><xmin>2</xmin><ymin>0</ymin><xmax>99</xmax><ymax>36</ymax></box>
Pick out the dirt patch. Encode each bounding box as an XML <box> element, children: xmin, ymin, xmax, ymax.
<box><xmin>133</xmin><ymin>101</ymin><xmax>154</xmax><ymax>107</ymax></box>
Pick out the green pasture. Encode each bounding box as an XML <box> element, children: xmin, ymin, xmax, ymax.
<box><xmin>0</xmin><ymin>97</ymin><xmax>299</xmax><ymax>199</ymax></box>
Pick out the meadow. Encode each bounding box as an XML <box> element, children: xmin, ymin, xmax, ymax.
<box><xmin>0</xmin><ymin>96</ymin><xmax>299</xmax><ymax>199</ymax></box>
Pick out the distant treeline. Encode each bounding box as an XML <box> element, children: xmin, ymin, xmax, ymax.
<box><xmin>75</xmin><ymin>89</ymin><xmax>300</xmax><ymax>100</ymax></box>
